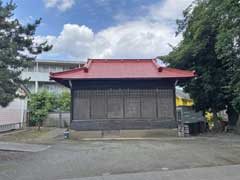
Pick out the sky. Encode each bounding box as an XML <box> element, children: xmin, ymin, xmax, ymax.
<box><xmin>5</xmin><ymin>0</ymin><xmax>193</xmax><ymax>61</ymax></box>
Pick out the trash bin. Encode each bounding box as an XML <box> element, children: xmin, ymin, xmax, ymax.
<box><xmin>64</xmin><ymin>130</ymin><xmax>69</xmax><ymax>139</ymax></box>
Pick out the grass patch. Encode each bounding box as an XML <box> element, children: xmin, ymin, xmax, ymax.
<box><xmin>0</xmin><ymin>128</ymin><xmax>51</xmax><ymax>143</ymax></box>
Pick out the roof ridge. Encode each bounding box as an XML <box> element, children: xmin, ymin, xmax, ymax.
<box><xmin>49</xmin><ymin>67</ymin><xmax>83</xmax><ymax>78</ymax></box>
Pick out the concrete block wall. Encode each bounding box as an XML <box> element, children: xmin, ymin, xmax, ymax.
<box><xmin>43</xmin><ymin>112</ymin><xmax>70</xmax><ymax>128</ymax></box>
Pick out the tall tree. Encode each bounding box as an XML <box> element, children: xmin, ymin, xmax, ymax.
<box><xmin>0</xmin><ymin>1</ymin><xmax>52</xmax><ymax>107</ymax></box>
<box><xmin>161</xmin><ymin>0</ymin><xmax>240</xmax><ymax>126</ymax></box>
<box><xmin>215</xmin><ymin>0</ymin><xmax>240</xmax><ymax>125</ymax></box>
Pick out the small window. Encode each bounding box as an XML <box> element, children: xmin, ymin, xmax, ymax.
<box><xmin>55</xmin><ymin>66</ymin><xmax>63</xmax><ymax>72</ymax></box>
<box><xmin>38</xmin><ymin>64</ymin><xmax>50</xmax><ymax>72</ymax></box>
<box><xmin>28</xmin><ymin>66</ymin><xmax>35</xmax><ymax>72</ymax></box>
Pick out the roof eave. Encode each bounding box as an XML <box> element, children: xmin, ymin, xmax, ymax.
<box><xmin>50</xmin><ymin>76</ymin><xmax>194</xmax><ymax>81</ymax></box>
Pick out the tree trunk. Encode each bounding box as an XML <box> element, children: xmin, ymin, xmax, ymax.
<box><xmin>37</xmin><ymin>121</ymin><xmax>41</xmax><ymax>131</ymax></box>
<box><xmin>227</xmin><ymin>105</ymin><xmax>239</xmax><ymax>127</ymax></box>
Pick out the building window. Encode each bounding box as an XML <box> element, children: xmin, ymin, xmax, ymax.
<box><xmin>55</xmin><ymin>66</ymin><xmax>63</xmax><ymax>72</ymax></box>
<box><xmin>38</xmin><ymin>82</ymin><xmax>67</xmax><ymax>94</ymax></box>
<box><xmin>38</xmin><ymin>64</ymin><xmax>50</xmax><ymax>72</ymax></box>
<box><xmin>25</xmin><ymin>82</ymin><xmax>35</xmax><ymax>93</ymax></box>
<box><xmin>49</xmin><ymin>65</ymin><xmax>63</xmax><ymax>72</ymax></box>
<box><xmin>28</xmin><ymin>66</ymin><xmax>35</xmax><ymax>72</ymax></box>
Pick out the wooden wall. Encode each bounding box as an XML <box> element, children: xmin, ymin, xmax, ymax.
<box><xmin>71</xmin><ymin>87</ymin><xmax>176</xmax><ymax>130</ymax></box>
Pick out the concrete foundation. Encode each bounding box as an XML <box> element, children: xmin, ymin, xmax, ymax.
<box><xmin>70</xmin><ymin>128</ymin><xmax>178</xmax><ymax>140</ymax></box>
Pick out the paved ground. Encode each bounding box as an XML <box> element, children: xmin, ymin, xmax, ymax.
<box><xmin>60</xmin><ymin>164</ymin><xmax>240</xmax><ymax>180</ymax></box>
<box><xmin>0</xmin><ymin>132</ymin><xmax>240</xmax><ymax>180</ymax></box>
<box><xmin>0</xmin><ymin>141</ymin><xmax>51</xmax><ymax>152</ymax></box>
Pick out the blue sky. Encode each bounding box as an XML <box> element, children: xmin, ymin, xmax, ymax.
<box><xmin>5</xmin><ymin>0</ymin><xmax>193</xmax><ymax>61</ymax></box>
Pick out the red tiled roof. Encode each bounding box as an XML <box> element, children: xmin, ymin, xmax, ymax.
<box><xmin>50</xmin><ymin>59</ymin><xmax>195</xmax><ymax>80</ymax></box>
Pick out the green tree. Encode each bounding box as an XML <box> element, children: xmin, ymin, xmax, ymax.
<box><xmin>161</xmin><ymin>0</ymin><xmax>240</xmax><ymax>127</ymax></box>
<box><xmin>28</xmin><ymin>91</ymin><xmax>54</xmax><ymax>130</ymax></box>
<box><xmin>214</xmin><ymin>0</ymin><xmax>240</xmax><ymax>124</ymax></box>
<box><xmin>28</xmin><ymin>91</ymin><xmax>71</xmax><ymax>129</ymax></box>
<box><xmin>0</xmin><ymin>1</ymin><xmax>52</xmax><ymax>107</ymax></box>
<box><xmin>58</xmin><ymin>90</ymin><xmax>70</xmax><ymax>112</ymax></box>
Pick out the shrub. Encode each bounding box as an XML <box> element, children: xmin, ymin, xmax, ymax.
<box><xmin>28</xmin><ymin>91</ymin><xmax>55</xmax><ymax>129</ymax></box>
<box><xmin>58</xmin><ymin>90</ymin><xmax>70</xmax><ymax>112</ymax></box>
<box><xmin>28</xmin><ymin>90</ymin><xmax>70</xmax><ymax>129</ymax></box>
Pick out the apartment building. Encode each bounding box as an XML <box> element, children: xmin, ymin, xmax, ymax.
<box><xmin>21</xmin><ymin>59</ymin><xmax>84</xmax><ymax>93</ymax></box>
<box><xmin>0</xmin><ymin>59</ymin><xmax>84</xmax><ymax>132</ymax></box>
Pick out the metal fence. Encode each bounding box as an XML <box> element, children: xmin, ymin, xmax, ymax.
<box><xmin>0</xmin><ymin>123</ymin><xmax>22</xmax><ymax>132</ymax></box>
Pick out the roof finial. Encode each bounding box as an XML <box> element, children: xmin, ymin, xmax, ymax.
<box><xmin>152</xmin><ymin>59</ymin><xmax>163</xmax><ymax>72</ymax></box>
<box><xmin>83</xmin><ymin>67</ymin><xmax>88</xmax><ymax>73</ymax></box>
<box><xmin>83</xmin><ymin>59</ymin><xmax>93</xmax><ymax>73</ymax></box>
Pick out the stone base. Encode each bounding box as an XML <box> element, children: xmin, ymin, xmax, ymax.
<box><xmin>69</xmin><ymin>128</ymin><xmax>178</xmax><ymax>140</ymax></box>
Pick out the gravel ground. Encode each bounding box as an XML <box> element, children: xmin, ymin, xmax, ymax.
<box><xmin>0</xmin><ymin>133</ymin><xmax>240</xmax><ymax>180</ymax></box>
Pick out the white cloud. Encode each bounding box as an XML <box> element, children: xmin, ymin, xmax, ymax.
<box><xmin>44</xmin><ymin>0</ymin><xmax>75</xmax><ymax>11</ymax></box>
<box><xmin>39</xmin><ymin>0</ymin><xmax>193</xmax><ymax>60</ymax></box>
<box><xmin>149</xmin><ymin>0</ymin><xmax>193</xmax><ymax>21</ymax></box>
<box><xmin>44</xmin><ymin>0</ymin><xmax>58</xmax><ymax>7</ymax></box>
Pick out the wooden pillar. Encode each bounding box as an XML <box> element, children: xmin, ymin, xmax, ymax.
<box><xmin>70</xmin><ymin>89</ymin><xmax>73</xmax><ymax>123</ymax></box>
<box><xmin>173</xmin><ymin>82</ymin><xmax>177</xmax><ymax>122</ymax></box>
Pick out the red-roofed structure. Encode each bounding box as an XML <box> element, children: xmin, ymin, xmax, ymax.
<box><xmin>50</xmin><ymin>59</ymin><xmax>194</xmax><ymax>81</ymax></box>
<box><xmin>50</xmin><ymin>59</ymin><xmax>195</xmax><ymax>131</ymax></box>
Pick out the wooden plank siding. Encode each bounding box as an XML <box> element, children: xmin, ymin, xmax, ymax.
<box><xmin>71</xmin><ymin>87</ymin><xmax>176</xmax><ymax>131</ymax></box>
